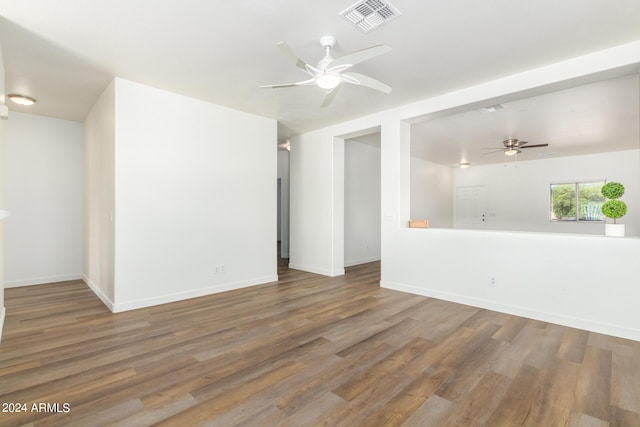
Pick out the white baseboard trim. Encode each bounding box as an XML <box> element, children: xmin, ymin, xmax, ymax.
<box><xmin>345</xmin><ymin>256</ymin><xmax>381</xmax><ymax>268</ymax></box>
<box><xmin>82</xmin><ymin>275</ymin><xmax>115</xmax><ymax>312</ymax></box>
<box><xmin>288</xmin><ymin>263</ymin><xmax>344</xmax><ymax>277</ymax></box>
<box><xmin>5</xmin><ymin>273</ymin><xmax>83</xmax><ymax>288</ymax></box>
<box><xmin>111</xmin><ymin>275</ymin><xmax>279</xmax><ymax>313</ymax></box>
<box><xmin>0</xmin><ymin>306</ymin><xmax>5</xmax><ymax>344</ymax></box>
<box><xmin>381</xmin><ymin>280</ymin><xmax>640</xmax><ymax>342</ymax></box>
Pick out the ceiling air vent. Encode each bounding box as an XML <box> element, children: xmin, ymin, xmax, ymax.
<box><xmin>340</xmin><ymin>0</ymin><xmax>401</xmax><ymax>33</ymax></box>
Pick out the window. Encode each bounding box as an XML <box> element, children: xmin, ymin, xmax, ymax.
<box><xmin>550</xmin><ymin>181</ymin><xmax>605</xmax><ymax>222</ymax></box>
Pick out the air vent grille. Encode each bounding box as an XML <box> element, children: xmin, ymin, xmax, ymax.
<box><xmin>340</xmin><ymin>0</ymin><xmax>401</xmax><ymax>33</ymax></box>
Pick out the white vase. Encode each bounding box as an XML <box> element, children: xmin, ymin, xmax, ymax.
<box><xmin>605</xmin><ymin>223</ymin><xmax>625</xmax><ymax>237</ymax></box>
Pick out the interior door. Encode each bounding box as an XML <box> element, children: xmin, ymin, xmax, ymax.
<box><xmin>456</xmin><ymin>186</ymin><xmax>487</xmax><ymax>229</ymax></box>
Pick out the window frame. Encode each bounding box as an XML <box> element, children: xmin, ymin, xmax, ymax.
<box><xmin>549</xmin><ymin>179</ymin><xmax>606</xmax><ymax>223</ymax></box>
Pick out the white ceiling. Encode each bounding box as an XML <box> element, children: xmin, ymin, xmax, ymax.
<box><xmin>1</xmin><ymin>1</ymin><xmax>639</xmax><ymax>142</ymax></box>
<box><xmin>411</xmin><ymin>74</ymin><xmax>640</xmax><ymax>166</ymax></box>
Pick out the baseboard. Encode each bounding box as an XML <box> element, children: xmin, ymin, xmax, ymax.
<box><xmin>5</xmin><ymin>273</ymin><xmax>83</xmax><ymax>288</ymax></box>
<box><xmin>380</xmin><ymin>280</ymin><xmax>640</xmax><ymax>342</ymax></box>
<box><xmin>345</xmin><ymin>256</ymin><xmax>381</xmax><ymax>268</ymax></box>
<box><xmin>82</xmin><ymin>274</ymin><xmax>115</xmax><ymax>312</ymax></box>
<box><xmin>288</xmin><ymin>263</ymin><xmax>344</xmax><ymax>277</ymax></box>
<box><xmin>111</xmin><ymin>275</ymin><xmax>279</xmax><ymax>313</ymax></box>
<box><xmin>0</xmin><ymin>306</ymin><xmax>5</xmax><ymax>344</ymax></box>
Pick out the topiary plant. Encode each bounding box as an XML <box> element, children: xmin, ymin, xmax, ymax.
<box><xmin>601</xmin><ymin>182</ymin><xmax>627</xmax><ymax>224</ymax></box>
<box><xmin>601</xmin><ymin>200</ymin><xmax>627</xmax><ymax>223</ymax></box>
<box><xmin>601</xmin><ymin>182</ymin><xmax>625</xmax><ymax>199</ymax></box>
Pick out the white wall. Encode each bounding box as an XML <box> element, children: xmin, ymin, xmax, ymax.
<box><xmin>411</xmin><ymin>156</ymin><xmax>453</xmax><ymax>228</ymax></box>
<box><xmin>2</xmin><ymin>113</ymin><xmax>83</xmax><ymax>287</ymax></box>
<box><xmin>277</xmin><ymin>150</ymin><xmax>290</xmax><ymax>258</ymax></box>
<box><xmin>290</xmin><ymin>41</ymin><xmax>640</xmax><ymax>340</ymax></box>
<box><xmin>84</xmin><ymin>81</ymin><xmax>116</xmax><ymax>304</ymax></box>
<box><xmin>290</xmin><ymin>134</ymin><xmax>345</xmax><ymax>276</ymax></box>
<box><xmin>454</xmin><ymin>150</ymin><xmax>640</xmax><ymax>235</ymax></box>
<box><xmin>0</xmin><ymin>45</ymin><xmax>5</xmax><ymax>341</ymax></box>
<box><xmin>112</xmin><ymin>78</ymin><xmax>277</xmax><ymax>311</ymax></box>
<box><xmin>344</xmin><ymin>140</ymin><xmax>381</xmax><ymax>266</ymax></box>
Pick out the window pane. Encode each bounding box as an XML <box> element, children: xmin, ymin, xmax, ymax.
<box><xmin>578</xmin><ymin>181</ymin><xmax>605</xmax><ymax>221</ymax></box>
<box><xmin>551</xmin><ymin>183</ymin><xmax>576</xmax><ymax>221</ymax></box>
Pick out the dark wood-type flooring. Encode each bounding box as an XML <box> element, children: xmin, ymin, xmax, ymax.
<box><xmin>1</xmin><ymin>260</ymin><xmax>639</xmax><ymax>426</ymax></box>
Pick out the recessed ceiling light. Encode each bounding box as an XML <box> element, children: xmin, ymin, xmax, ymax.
<box><xmin>8</xmin><ymin>94</ymin><xmax>36</xmax><ymax>106</ymax></box>
<box><xmin>480</xmin><ymin>104</ymin><xmax>503</xmax><ymax>113</ymax></box>
<box><xmin>459</xmin><ymin>162</ymin><xmax>471</xmax><ymax>169</ymax></box>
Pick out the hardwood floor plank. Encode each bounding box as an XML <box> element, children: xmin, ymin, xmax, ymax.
<box><xmin>523</xmin><ymin>322</ymin><xmax>566</xmax><ymax>370</ymax></box>
<box><xmin>486</xmin><ymin>364</ymin><xmax>547</xmax><ymax>426</ymax></box>
<box><xmin>575</xmin><ymin>345</ymin><xmax>613</xmax><ymax>421</ymax></box>
<box><xmin>558</xmin><ymin>327</ymin><xmax>590</xmax><ymax>364</ymax></box>
<box><xmin>610</xmin><ymin>345</ymin><xmax>640</xmax><ymax>413</ymax></box>
<box><xmin>154</xmin><ymin>361</ymin><xmax>306</xmax><ymax>426</ymax></box>
<box><xmin>527</xmin><ymin>358</ymin><xmax>582</xmax><ymax>427</ymax></box>
<box><xmin>568</xmin><ymin>413</ymin><xmax>610</xmax><ymax>427</ymax></box>
<box><xmin>609</xmin><ymin>405</ymin><xmax>640</xmax><ymax>427</ymax></box>
<box><xmin>492</xmin><ymin>315</ymin><xmax>529</xmax><ymax>343</ymax></box>
<box><xmin>361</xmin><ymin>366</ymin><xmax>450</xmax><ymax>426</ymax></box>
<box><xmin>438</xmin><ymin>371</ymin><xmax>512</xmax><ymax>427</ymax></box>
<box><xmin>279</xmin><ymin>391</ymin><xmax>349</xmax><ymax>426</ymax></box>
<box><xmin>434</xmin><ymin>333</ymin><xmax>506</xmax><ymax>403</ymax></box>
<box><xmin>276</xmin><ymin>341</ymin><xmax>397</xmax><ymax>416</ymax></box>
<box><xmin>490</xmin><ymin>324</ymin><xmax>544</xmax><ymax>378</ymax></box>
<box><xmin>399</xmin><ymin>394</ymin><xmax>454</xmax><ymax>427</ymax></box>
<box><xmin>332</xmin><ymin>337</ymin><xmax>432</xmax><ymax>402</ymax></box>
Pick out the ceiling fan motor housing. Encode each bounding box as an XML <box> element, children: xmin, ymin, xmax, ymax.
<box><xmin>319</xmin><ymin>35</ymin><xmax>337</xmax><ymax>48</ymax></box>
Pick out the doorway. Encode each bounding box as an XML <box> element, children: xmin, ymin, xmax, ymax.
<box><xmin>456</xmin><ymin>186</ymin><xmax>488</xmax><ymax>229</ymax></box>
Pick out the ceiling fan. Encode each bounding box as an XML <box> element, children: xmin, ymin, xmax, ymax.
<box><xmin>482</xmin><ymin>138</ymin><xmax>549</xmax><ymax>156</ymax></box>
<box><xmin>260</xmin><ymin>35</ymin><xmax>392</xmax><ymax>107</ymax></box>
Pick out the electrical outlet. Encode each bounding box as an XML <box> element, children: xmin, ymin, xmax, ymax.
<box><xmin>215</xmin><ymin>265</ymin><xmax>226</xmax><ymax>274</ymax></box>
<box><xmin>489</xmin><ymin>276</ymin><xmax>496</xmax><ymax>287</ymax></box>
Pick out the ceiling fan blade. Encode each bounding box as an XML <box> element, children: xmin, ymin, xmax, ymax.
<box><xmin>260</xmin><ymin>78</ymin><xmax>316</xmax><ymax>89</ymax></box>
<box><xmin>277</xmin><ymin>42</ymin><xmax>312</xmax><ymax>74</ymax></box>
<box><xmin>480</xmin><ymin>147</ymin><xmax>504</xmax><ymax>149</ymax></box>
<box><xmin>330</xmin><ymin>45</ymin><xmax>391</xmax><ymax>69</ymax></box>
<box><xmin>321</xmin><ymin>86</ymin><xmax>341</xmax><ymax>108</ymax></box>
<box><xmin>341</xmin><ymin>72</ymin><xmax>392</xmax><ymax>94</ymax></box>
<box><xmin>519</xmin><ymin>144</ymin><xmax>549</xmax><ymax>149</ymax></box>
<box><xmin>482</xmin><ymin>150</ymin><xmax>507</xmax><ymax>156</ymax></box>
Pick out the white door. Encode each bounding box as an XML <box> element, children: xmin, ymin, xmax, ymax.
<box><xmin>456</xmin><ymin>186</ymin><xmax>487</xmax><ymax>229</ymax></box>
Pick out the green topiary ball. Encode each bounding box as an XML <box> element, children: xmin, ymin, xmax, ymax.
<box><xmin>602</xmin><ymin>200</ymin><xmax>627</xmax><ymax>219</ymax></box>
<box><xmin>601</xmin><ymin>182</ymin><xmax>625</xmax><ymax>199</ymax></box>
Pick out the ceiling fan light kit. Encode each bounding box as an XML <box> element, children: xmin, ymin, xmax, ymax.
<box><xmin>316</xmin><ymin>73</ymin><xmax>341</xmax><ymax>89</ymax></box>
<box><xmin>8</xmin><ymin>94</ymin><xmax>36</xmax><ymax>106</ymax></box>
<box><xmin>482</xmin><ymin>138</ymin><xmax>549</xmax><ymax>157</ymax></box>
<box><xmin>260</xmin><ymin>35</ymin><xmax>392</xmax><ymax>107</ymax></box>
